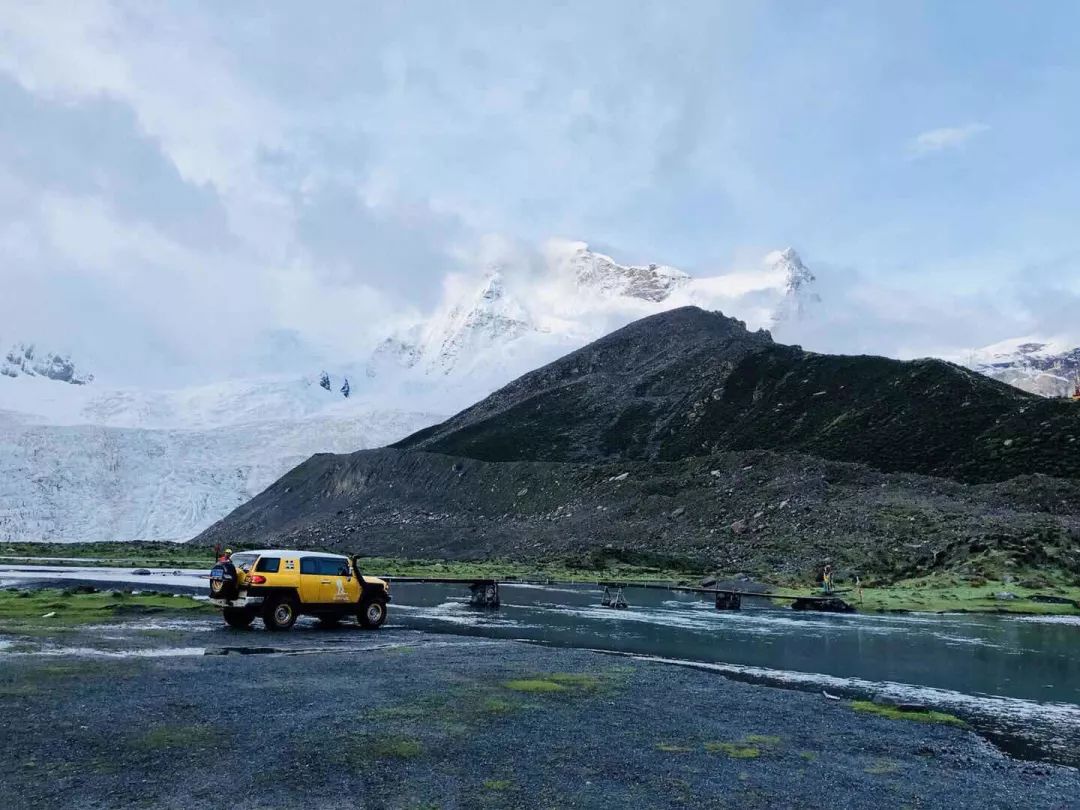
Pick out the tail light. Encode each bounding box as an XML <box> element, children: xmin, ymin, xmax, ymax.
<box><xmin>250</xmin><ymin>575</ymin><xmax>267</xmax><ymax>584</ymax></box>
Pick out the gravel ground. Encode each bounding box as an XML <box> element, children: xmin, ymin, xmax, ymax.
<box><xmin>1</xmin><ymin>623</ymin><xmax>1078</xmax><ymax>810</ymax></box>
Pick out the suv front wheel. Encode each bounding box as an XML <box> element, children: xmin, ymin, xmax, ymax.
<box><xmin>359</xmin><ymin>599</ymin><xmax>387</xmax><ymax>629</ymax></box>
<box><xmin>263</xmin><ymin>594</ymin><xmax>299</xmax><ymax>631</ymax></box>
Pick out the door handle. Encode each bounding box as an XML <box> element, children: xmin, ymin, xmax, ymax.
<box><xmin>320</xmin><ymin>579</ymin><xmax>331</xmax><ymax>584</ymax></box>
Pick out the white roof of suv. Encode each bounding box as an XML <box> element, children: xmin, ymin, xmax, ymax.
<box><xmin>242</xmin><ymin>550</ymin><xmax>347</xmax><ymax>559</ymax></box>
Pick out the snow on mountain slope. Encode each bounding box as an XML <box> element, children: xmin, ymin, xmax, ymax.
<box><xmin>365</xmin><ymin>242</ymin><xmax>818</xmax><ymax>399</ymax></box>
<box><xmin>0</xmin><ymin>407</ymin><xmax>435</xmax><ymax>543</ymax></box>
<box><xmin>959</xmin><ymin>337</ymin><xmax>1080</xmax><ymax>398</ymax></box>
<box><xmin>2</xmin><ymin>342</ymin><xmax>92</xmax><ymax>385</ymax></box>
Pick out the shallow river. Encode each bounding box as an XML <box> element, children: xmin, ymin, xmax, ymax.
<box><xmin>392</xmin><ymin>582</ymin><xmax>1080</xmax><ymax>765</ymax></box>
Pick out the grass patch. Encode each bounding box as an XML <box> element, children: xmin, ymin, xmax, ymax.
<box><xmin>372</xmin><ymin>736</ymin><xmax>423</xmax><ymax>759</ymax></box>
<box><xmin>856</xmin><ymin>569</ymin><xmax>1080</xmax><ymax>615</ymax></box>
<box><xmin>0</xmin><ymin>588</ymin><xmax>213</xmax><ymax>627</ymax></box>
<box><xmin>704</xmin><ymin>733</ymin><xmax>780</xmax><ymax>758</ymax></box>
<box><xmin>480</xmin><ymin>697</ymin><xmax>517</xmax><ymax>715</ymax></box>
<box><xmin>135</xmin><ymin>723</ymin><xmax>216</xmax><ymax>750</ymax></box>
<box><xmin>502</xmin><ymin>672</ymin><xmax>603</xmax><ymax>695</ymax></box>
<box><xmin>850</xmin><ymin>700</ymin><xmax>965</xmax><ymax>727</ymax></box>
<box><xmin>503</xmin><ymin>678</ymin><xmax>567</xmax><ymax>693</ymax></box>
<box><xmin>483</xmin><ymin>779</ymin><xmax>514</xmax><ymax>791</ymax></box>
<box><xmin>0</xmin><ymin>683</ymin><xmax>39</xmax><ymax>697</ymax></box>
<box><xmin>864</xmin><ymin>758</ymin><xmax>901</xmax><ymax>775</ymax></box>
<box><xmin>798</xmin><ymin>751</ymin><xmax>818</xmax><ymax>761</ymax></box>
<box><xmin>744</xmin><ymin>734</ymin><xmax>782</xmax><ymax>747</ymax></box>
<box><xmin>704</xmin><ymin>741</ymin><xmax>761</xmax><ymax>759</ymax></box>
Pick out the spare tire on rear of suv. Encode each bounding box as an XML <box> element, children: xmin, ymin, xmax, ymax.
<box><xmin>209</xmin><ymin>561</ymin><xmax>239</xmax><ymax>600</ymax></box>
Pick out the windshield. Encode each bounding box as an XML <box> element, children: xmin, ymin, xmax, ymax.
<box><xmin>230</xmin><ymin>553</ymin><xmax>258</xmax><ymax>572</ymax></box>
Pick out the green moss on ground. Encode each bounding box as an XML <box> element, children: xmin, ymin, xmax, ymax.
<box><xmin>0</xmin><ymin>588</ymin><xmax>213</xmax><ymax>627</ymax></box>
<box><xmin>135</xmin><ymin>724</ymin><xmax>216</xmax><ymax>750</ymax></box>
<box><xmin>0</xmin><ymin>541</ymin><xmax>214</xmax><ymax>569</ymax></box>
<box><xmin>850</xmin><ymin>700</ymin><xmax>965</xmax><ymax>726</ymax></box>
<box><xmin>855</xmin><ymin>569</ymin><xmax>1080</xmax><ymax>615</ymax></box>
<box><xmin>704</xmin><ymin>741</ymin><xmax>761</xmax><ymax>759</ymax></box>
<box><xmin>502</xmin><ymin>672</ymin><xmax>603</xmax><ymax>694</ymax></box>
<box><xmin>864</xmin><ymin>758</ymin><xmax>901</xmax><ymax>775</ymax></box>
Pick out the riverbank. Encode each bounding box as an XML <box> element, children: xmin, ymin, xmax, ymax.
<box><xmin>2</xmin><ymin>622</ymin><xmax>1077</xmax><ymax>810</ymax></box>
<box><xmin>4</xmin><ymin>544</ymin><xmax>1079</xmax><ymax>616</ymax></box>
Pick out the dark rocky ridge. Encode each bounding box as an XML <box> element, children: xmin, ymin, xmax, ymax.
<box><xmin>195</xmin><ymin>308</ymin><xmax>1080</xmax><ymax>575</ymax></box>
<box><xmin>398</xmin><ymin>307</ymin><xmax>1080</xmax><ymax>483</ymax></box>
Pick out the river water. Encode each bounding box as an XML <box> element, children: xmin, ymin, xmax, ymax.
<box><xmin>390</xmin><ymin>582</ymin><xmax>1080</xmax><ymax>766</ymax></box>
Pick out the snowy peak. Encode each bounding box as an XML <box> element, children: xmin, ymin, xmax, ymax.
<box><xmin>1</xmin><ymin>342</ymin><xmax>93</xmax><ymax>385</ymax></box>
<box><xmin>962</xmin><ymin>336</ymin><xmax>1080</xmax><ymax>398</ymax></box>
<box><xmin>430</xmin><ymin>269</ymin><xmax>536</xmax><ymax>374</ymax></box>
<box><xmin>559</xmin><ymin>242</ymin><xmax>690</xmax><ymax>302</ymax></box>
<box><xmin>768</xmin><ymin>248</ymin><xmax>820</xmax><ymax>325</ymax></box>
<box><xmin>368</xmin><ymin>269</ymin><xmax>542</xmax><ymax>379</ymax></box>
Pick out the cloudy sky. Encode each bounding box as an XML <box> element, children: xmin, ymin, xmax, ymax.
<box><xmin>2</xmin><ymin>1</ymin><xmax>1079</xmax><ymax>383</ymax></box>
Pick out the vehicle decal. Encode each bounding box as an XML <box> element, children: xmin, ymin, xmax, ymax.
<box><xmin>334</xmin><ymin>578</ymin><xmax>349</xmax><ymax>601</ymax></box>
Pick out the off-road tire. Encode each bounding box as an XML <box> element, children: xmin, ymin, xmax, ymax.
<box><xmin>263</xmin><ymin>594</ymin><xmax>299</xmax><ymax>631</ymax></box>
<box><xmin>359</xmin><ymin>599</ymin><xmax>387</xmax><ymax>629</ymax></box>
<box><xmin>223</xmin><ymin>607</ymin><xmax>255</xmax><ymax>629</ymax></box>
<box><xmin>209</xmin><ymin>562</ymin><xmax>239</xmax><ymax>600</ymax></box>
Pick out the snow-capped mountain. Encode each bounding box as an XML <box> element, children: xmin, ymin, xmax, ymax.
<box><xmin>368</xmin><ymin>271</ymin><xmax>540</xmax><ymax>379</ymax></box>
<box><xmin>2</xmin><ymin>242</ymin><xmax>818</xmax><ymax>543</ymax></box>
<box><xmin>366</xmin><ymin>242</ymin><xmax>819</xmax><ymax>395</ymax></box>
<box><xmin>2</xmin><ymin>343</ymin><xmax>93</xmax><ymax>385</ymax></box>
<box><xmin>961</xmin><ymin>337</ymin><xmax>1080</xmax><ymax>398</ymax></box>
<box><xmin>768</xmin><ymin>248</ymin><xmax>821</xmax><ymax>326</ymax></box>
<box><xmin>558</xmin><ymin>242</ymin><xmax>690</xmax><ymax>302</ymax></box>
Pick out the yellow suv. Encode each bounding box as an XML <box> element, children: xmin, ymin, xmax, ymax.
<box><xmin>208</xmin><ymin>550</ymin><xmax>390</xmax><ymax>631</ymax></box>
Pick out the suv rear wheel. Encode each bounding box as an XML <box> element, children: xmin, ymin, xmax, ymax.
<box><xmin>223</xmin><ymin>607</ymin><xmax>255</xmax><ymax>629</ymax></box>
<box><xmin>359</xmin><ymin>599</ymin><xmax>387</xmax><ymax>629</ymax></box>
<box><xmin>263</xmin><ymin>594</ymin><xmax>299</xmax><ymax>631</ymax></box>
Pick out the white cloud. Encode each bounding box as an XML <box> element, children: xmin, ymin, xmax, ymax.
<box><xmin>907</xmin><ymin>123</ymin><xmax>990</xmax><ymax>157</ymax></box>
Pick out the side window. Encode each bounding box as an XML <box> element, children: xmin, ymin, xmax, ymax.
<box><xmin>300</xmin><ymin>558</ymin><xmax>319</xmax><ymax>575</ymax></box>
<box><xmin>255</xmin><ymin>557</ymin><xmax>280</xmax><ymax>573</ymax></box>
<box><xmin>318</xmin><ymin>558</ymin><xmax>349</xmax><ymax>576</ymax></box>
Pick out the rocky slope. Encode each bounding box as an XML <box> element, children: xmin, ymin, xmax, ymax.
<box><xmin>196</xmin><ymin>307</ymin><xmax>1080</xmax><ymax>576</ymax></box>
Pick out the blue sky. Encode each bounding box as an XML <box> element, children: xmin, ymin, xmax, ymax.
<box><xmin>1</xmin><ymin>1</ymin><xmax>1078</xmax><ymax>381</ymax></box>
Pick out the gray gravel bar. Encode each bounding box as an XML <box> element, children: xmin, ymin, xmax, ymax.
<box><xmin>1</xmin><ymin>626</ymin><xmax>1078</xmax><ymax>809</ymax></box>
